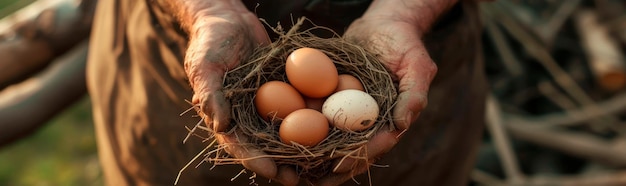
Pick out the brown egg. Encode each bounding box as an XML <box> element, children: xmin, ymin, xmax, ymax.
<box><xmin>254</xmin><ymin>81</ymin><xmax>306</xmax><ymax>121</ymax></box>
<box><xmin>286</xmin><ymin>48</ymin><xmax>339</xmax><ymax>98</ymax></box>
<box><xmin>335</xmin><ymin>74</ymin><xmax>365</xmax><ymax>92</ymax></box>
<box><xmin>279</xmin><ymin>109</ymin><xmax>329</xmax><ymax>147</ymax></box>
<box><xmin>304</xmin><ymin>97</ymin><xmax>326</xmax><ymax>112</ymax></box>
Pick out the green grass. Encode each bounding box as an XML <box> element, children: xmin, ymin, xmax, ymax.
<box><xmin>0</xmin><ymin>0</ymin><xmax>37</xmax><ymax>18</ymax></box>
<box><xmin>0</xmin><ymin>97</ymin><xmax>101</xmax><ymax>185</ymax></box>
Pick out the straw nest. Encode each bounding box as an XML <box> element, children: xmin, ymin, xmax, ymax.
<box><xmin>201</xmin><ymin>17</ymin><xmax>398</xmax><ymax>180</ymax></box>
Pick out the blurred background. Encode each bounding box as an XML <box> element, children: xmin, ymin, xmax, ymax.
<box><xmin>0</xmin><ymin>1</ymin><xmax>101</xmax><ymax>185</ymax></box>
<box><xmin>0</xmin><ymin>98</ymin><xmax>100</xmax><ymax>185</ymax></box>
<box><xmin>1</xmin><ymin>0</ymin><xmax>625</xmax><ymax>185</ymax></box>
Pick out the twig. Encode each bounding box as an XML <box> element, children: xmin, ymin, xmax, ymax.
<box><xmin>574</xmin><ymin>9</ymin><xmax>626</xmax><ymax>92</ymax></box>
<box><xmin>536</xmin><ymin>81</ymin><xmax>612</xmax><ymax>131</ymax></box>
<box><xmin>486</xmin><ymin>95</ymin><xmax>525</xmax><ymax>184</ymax></box>
<box><xmin>471</xmin><ymin>169</ymin><xmax>507</xmax><ymax>186</ymax></box>
<box><xmin>504</xmin><ymin>120</ymin><xmax>626</xmax><ymax>166</ymax></box>
<box><xmin>484</xmin><ymin>17</ymin><xmax>524</xmax><ymax>77</ymax></box>
<box><xmin>484</xmin><ymin>2</ymin><xmax>620</xmax><ymax>128</ymax></box>
<box><xmin>491</xmin><ymin>0</ymin><xmax>581</xmax><ymax>45</ymax></box>
<box><xmin>506</xmin><ymin>92</ymin><xmax>626</xmax><ymax>129</ymax></box>
<box><xmin>525</xmin><ymin>171</ymin><xmax>626</xmax><ymax>186</ymax></box>
<box><xmin>536</xmin><ymin>0</ymin><xmax>582</xmax><ymax>44</ymax></box>
<box><xmin>175</xmin><ymin>145</ymin><xmax>212</xmax><ymax>185</ymax></box>
<box><xmin>473</xmin><ymin>169</ymin><xmax>626</xmax><ymax>186</ymax></box>
<box><xmin>537</xmin><ymin>81</ymin><xmax>577</xmax><ymax>110</ymax></box>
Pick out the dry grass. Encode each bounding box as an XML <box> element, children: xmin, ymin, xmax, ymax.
<box><xmin>192</xmin><ymin>17</ymin><xmax>398</xmax><ymax>179</ymax></box>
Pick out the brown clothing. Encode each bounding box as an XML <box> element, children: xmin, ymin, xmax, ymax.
<box><xmin>86</xmin><ymin>0</ymin><xmax>485</xmax><ymax>185</ymax></box>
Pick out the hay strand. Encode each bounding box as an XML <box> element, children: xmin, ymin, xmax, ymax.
<box><xmin>197</xmin><ymin>17</ymin><xmax>397</xmax><ymax>179</ymax></box>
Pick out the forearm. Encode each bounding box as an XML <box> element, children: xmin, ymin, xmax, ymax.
<box><xmin>362</xmin><ymin>0</ymin><xmax>459</xmax><ymax>35</ymax></box>
<box><xmin>0</xmin><ymin>43</ymin><xmax>87</xmax><ymax>148</ymax></box>
<box><xmin>161</xmin><ymin>0</ymin><xmax>250</xmax><ymax>33</ymax></box>
<box><xmin>0</xmin><ymin>0</ymin><xmax>96</xmax><ymax>90</ymax></box>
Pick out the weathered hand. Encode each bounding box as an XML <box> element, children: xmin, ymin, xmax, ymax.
<box><xmin>313</xmin><ymin>15</ymin><xmax>438</xmax><ymax>186</ymax></box>
<box><xmin>183</xmin><ymin>2</ymin><xmax>298</xmax><ymax>185</ymax></box>
<box><xmin>186</xmin><ymin>6</ymin><xmax>268</xmax><ymax>132</ymax></box>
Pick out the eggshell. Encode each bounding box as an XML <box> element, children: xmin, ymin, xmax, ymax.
<box><xmin>285</xmin><ymin>48</ymin><xmax>339</xmax><ymax>98</ymax></box>
<box><xmin>279</xmin><ymin>109</ymin><xmax>329</xmax><ymax>147</ymax></box>
<box><xmin>304</xmin><ymin>97</ymin><xmax>326</xmax><ymax>112</ymax></box>
<box><xmin>322</xmin><ymin>90</ymin><xmax>379</xmax><ymax>131</ymax></box>
<box><xmin>335</xmin><ymin>74</ymin><xmax>365</xmax><ymax>92</ymax></box>
<box><xmin>254</xmin><ymin>81</ymin><xmax>306</xmax><ymax>121</ymax></box>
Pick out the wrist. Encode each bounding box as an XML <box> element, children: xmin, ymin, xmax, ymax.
<box><xmin>360</xmin><ymin>0</ymin><xmax>459</xmax><ymax>35</ymax></box>
<box><xmin>164</xmin><ymin>0</ymin><xmax>249</xmax><ymax>33</ymax></box>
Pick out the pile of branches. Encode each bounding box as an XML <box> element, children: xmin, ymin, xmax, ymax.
<box><xmin>475</xmin><ymin>0</ymin><xmax>626</xmax><ymax>185</ymax></box>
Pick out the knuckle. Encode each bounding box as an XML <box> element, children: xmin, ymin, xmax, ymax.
<box><xmin>425</xmin><ymin>58</ymin><xmax>438</xmax><ymax>73</ymax></box>
<box><xmin>416</xmin><ymin>94</ymin><xmax>428</xmax><ymax>112</ymax></box>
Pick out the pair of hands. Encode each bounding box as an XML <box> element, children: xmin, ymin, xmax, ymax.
<box><xmin>184</xmin><ymin>1</ymin><xmax>438</xmax><ymax>185</ymax></box>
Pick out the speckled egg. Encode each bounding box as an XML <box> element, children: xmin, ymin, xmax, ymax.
<box><xmin>322</xmin><ymin>89</ymin><xmax>379</xmax><ymax>131</ymax></box>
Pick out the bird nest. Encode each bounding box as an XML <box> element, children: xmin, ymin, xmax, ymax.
<box><xmin>185</xmin><ymin>17</ymin><xmax>398</xmax><ymax>181</ymax></box>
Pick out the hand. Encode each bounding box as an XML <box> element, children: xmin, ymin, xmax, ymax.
<box><xmin>312</xmin><ymin>14</ymin><xmax>438</xmax><ymax>186</ymax></box>
<box><xmin>182</xmin><ymin>1</ymin><xmax>298</xmax><ymax>185</ymax></box>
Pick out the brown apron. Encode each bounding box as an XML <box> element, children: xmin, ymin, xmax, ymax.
<box><xmin>86</xmin><ymin>0</ymin><xmax>486</xmax><ymax>185</ymax></box>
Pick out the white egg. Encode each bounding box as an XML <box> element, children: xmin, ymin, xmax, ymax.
<box><xmin>322</xmin><ymin>89</ymin><xmax>379</xmax><ymax>131</ymax></box>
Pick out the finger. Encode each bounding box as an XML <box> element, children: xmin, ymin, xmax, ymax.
<box><xmin>273</xmin><ymin>165</ymin><xmax>299</xmax><ymax>186</ymax></box>
<box><xmin>320</xmin><ymin>130</ymin><xmax>398</xmax><ymax>185</ymax></box>
<box><xmin>333</xmin><ymin>130</ymin><xmax>399</xmax><ymax>173</ymax></box>
<box><xmin>392</xmin><ymin>44</ymin><xmax>437</xmax><ymax>130</ymax></box>
<box><xmin>186</xmin><ymin>40</ymin><xmax>233</xmax><ymax>132</ymax></box>
<box><xmin>242</xmin><ymin>14</ymin><xmax>271</xmax><ymax>46</ymax></box>
<box><xmin>315</xmin><ymin>163</ymin><xmax>370</xmax><ymax>186</ymax></box>
<box><xmin>191</xmin><ymin>76</ymin><xmax>231</xmax><ymax>132</ymax></box>
<box><xmin>206</xmin><ymin>91</ymin><xmax>231</xmax><ymax>132</ymax></box>
<box><xmin>314</xmin><ymin>172</ymin><xmax>357</xmax><ymax>186</ymax></box>
<box><xmin>392</xmin><ymin>91</ymin><xmax>426</xmax><ymax>130</ymax></box>
<box><xmin>215</xmin><ymin>130</ymin><xmax>277</xmax><ymax>179</ymax></box>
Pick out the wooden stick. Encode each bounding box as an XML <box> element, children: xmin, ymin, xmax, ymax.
<box><xmin>506</xmin><ymin>92</ymin><xmax>626</xmax><ymax>128</ymax></box>
<box><xmin>505</xmin><ymin>120</ymin><xmax>626</xmax><ymax>166</ymax></box>
<box><xmin>484</xmin><ymin>2</ymin><xmax>620</xmax><ymax>127</ymax></box>
<box><xmin>526</xmin><ymin>171</ymin><xmax>626</xmax><ymax>186</ymax></box>
<box><xmin>575</xmin><ymin>9</ymin><xmax>626</xmax><ymax>92</ymax></box>
<box><xmin>484</xmin><ymin>2</ymin><xmax>587</xmax><ymax>107</ymax></box>
<box><xmin>536</xmin><ymin>0</ymin><xmax>582</xmax><ymax>44</ymax></box>
<box><xmin>537</xmin><ymin>81</ymin><xmax>613</xmax><ymax>132</ymax></box>
<box><xmin>492</xmin><ymin>0</ymin><xmax>581</xmax><ymax>45</ymax></box>
<box><xmin>471</xmin><ymin>169</ymin><xmax>507</xmax><ymax>186</ymax></box>
<box><xmin>537</xmin><ymin>81</ymin><xmax>578</xmax><ymax>110</ymax></box>
<box><xmin>473</xmin><ymin>169</ymin><xmax>626</xmax><ymax>186</ymax></box>
<box><xmin>486</xmin><ymin>95</ymin><xmax>526</xmax><ymax>184</ymax></box>
<box><xmin>484</xmin><ymin>18</ymin><xmax>524</xmax><ymax>77</ymax></box>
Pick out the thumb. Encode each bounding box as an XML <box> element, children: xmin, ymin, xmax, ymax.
<box><xmin>189</xmin><ymin>66</ymin><xmax>231</xmax><ymax>132</ymax></box>
<box><xmin>392</xmin><ymin>46</ymin><xmax>437</xmax><ymax>131</ymax></box>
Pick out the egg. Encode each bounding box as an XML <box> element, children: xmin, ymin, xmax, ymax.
<box><xmin>335</xmin><ymin>74</ymin><xmax>365</xmax><ymax>92</ymax></box>
<box><xmin>322</xmin><ymin>90</ymin><xmax>379</xmax><ymax>131</ymax></box>
<box><xmin>279</xmin><ymin>109</ymin><xmax>329</xmax><ymax>147</ymax></box>
<box><xmin>254</xmin><ymin>81</ymin><xmax>306</xmax><ymax>121</ymax></box>
<box><xmin>285</xmin><ymin>48</ymin><xmax>339</xmax><ymax>98</ymax></box>
<box><xmin>304</xmin><ymin>97</ymin><xmax>326</xmax><ymax>112</ymax></box>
